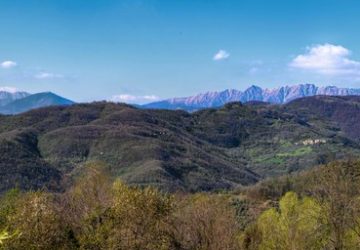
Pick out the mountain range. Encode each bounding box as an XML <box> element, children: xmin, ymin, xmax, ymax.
<box><xmin>2</xmin><ymin>95</ymin><xmax>360</xmax><ymax>193</ymax></box>
<box><xmin>143</xmin><ymin>84</ymin><xmax>360</xmax><ymax>111</ymax></box>
<box><xmin>0</xmin><ymin>91</ymin><xmax>74</xmax><ymax>114</ymax></box>
<box><xmin>0</xmin><ymin>88</ymin><xmax>30</xmax><ymax>106</ymax></box>
<box><xmin>2</xmin><ymin>84</ymin><xmax>360</xmax><ymax>114</ymax></box>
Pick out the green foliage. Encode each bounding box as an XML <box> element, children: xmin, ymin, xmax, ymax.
<box><xmin>0</xmin><ymin>188</ymin><xmax>21</xmax><ymax>229</ymax></box>
<box><xmin>0</xmin><ymin>230</ymin><xmax>10</xmax><ymax>245</ymax></box>
<box><xmin>276</xmin><ymin>146</ymin><xmax>312</xmax><ymax>158</ymax></box>
<box><xmin>344</xmin><ymin>227</ymin><xmax>360</xmax><ymax>250</ymax></box>
<box><xmin>105</xmin><ymin>181</ymin><xmax>174</xmax><ymax>249</ymax></box>
<box><xmin>240</xmin><ymin>160</ymin><xmax>360</xmax><ymax>249</ymax></box>
<box><xmin>256</xmin><ymin>192</ymin><xmax>329</xmax><ymax>250</ymax></box>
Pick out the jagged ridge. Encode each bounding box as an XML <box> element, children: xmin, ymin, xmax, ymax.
<box><xmin>143</xmin><ymin>84</ymin><xmax>360</xmax><ymax>111</ymax></box>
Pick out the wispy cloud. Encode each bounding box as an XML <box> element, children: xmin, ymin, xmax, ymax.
<box><xmin>1</xmin><ymin>61</ymin><xmax>17</xmax><ymax>69</ymax></box>
<box><xmin>213</xmin><ymin>50</ymin><xmax>230</xmax><ymax>61</ymax></box>
<box><xmin>110</xmin><ymin>94</ymin><xmax>159</xmax><ymax>104</ymax></box>
<box><xmin>35</xmin><ymin>72</ymin><xmax>64</xmax><ymax>79</ymax></box>
<box><xmin>290</xmin><ymin>44</ymin><xmax>360</xmax><ymax>77</ymax></box>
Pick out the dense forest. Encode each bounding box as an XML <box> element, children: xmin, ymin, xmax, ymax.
<box><xmin>2</xmin><ymin>96</ymin><xmax>360</xmax><ymax>193</ymax></box>
<box><xmin>1</xmin><ymin>159</ymin><xmax>360</xmax><ymax>249</ymax></box>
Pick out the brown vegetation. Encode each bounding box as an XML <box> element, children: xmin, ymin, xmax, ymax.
<box><xmin>1</xmin><ymin>160</ymin><xmax>360</xmax><ymax>249</ymax></box>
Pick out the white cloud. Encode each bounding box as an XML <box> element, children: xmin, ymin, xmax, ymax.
<box><xmin>290</xmin><ymin>44</ymin><xmax>360</xmax><ymax>76</ymax></box>
<box><xmin>1</xmin><ymin>61</ymin><xmax>17</xmax><ymax>69</ymax></box>
<box><xmin>35</xmin><ymin>72</ymin><xmax>64</xmax><ymax>79</ymax></box>
<box><xmin>213</xmin><ymin>50</ymin><xmax>230</xmax><ymax>61</ymax></box>
<box><xmin>110</xmin><ymin>94</ymin><xmax>159</xmax><ymax>104</ymax></box>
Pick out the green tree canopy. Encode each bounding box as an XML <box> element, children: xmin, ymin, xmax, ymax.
<box><xmin>257</xmin><ymin>192</ymin><xmax>329</xmax><ymax>250</ymax></box>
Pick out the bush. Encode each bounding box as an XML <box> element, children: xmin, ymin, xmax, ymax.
<box><xmin>4</xmin><ymin>192</ymin><xmax>74</xmax><ymax>249</ymax></box>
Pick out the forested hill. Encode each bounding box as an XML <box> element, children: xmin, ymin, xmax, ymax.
<box><xmin>1</xmin><ymin>95</ymin><xmax>360</xmax><ymax>193</ymax></box>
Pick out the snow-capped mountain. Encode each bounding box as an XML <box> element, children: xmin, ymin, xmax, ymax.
<box><xmin>143</xmin><ymin>84</ymin><xmax>360</xmax><ymax>111</ymax></box>
<box><xmin>0</xmin><ymin>87</ymin><xmax>75</xmax><ymax>114</ymax></box>
<box><xmin>0</xmin><ymin>87</ymin><xmax>30</xmax><ymax>106</ymax></box>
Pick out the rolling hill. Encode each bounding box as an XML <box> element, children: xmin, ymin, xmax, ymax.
<box><xmin>1</xmin><ymin>95</ymin><xmax>360</xmax><ymax>193</ymax></box>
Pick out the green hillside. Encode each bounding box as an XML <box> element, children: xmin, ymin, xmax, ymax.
<box><xmin>1</xmin><ymin>96</ymin><xmax>360</xmax><ymax>193</ymax></box>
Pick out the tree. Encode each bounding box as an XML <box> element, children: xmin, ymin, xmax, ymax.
<box><xmin>104</xmin><ymin>180</ymin><xmax>174</xmax><ymax>249</ymax></box>
<box><xmin>171</xmin><ymin>194</ymin><xmax>240</xmax><ymax>250</ymax></box>
<box><xmin>62</xmin><ymin>162</ymin><xmax>113</xmax><ymax>249</ymax></box>
<box><xmin>256</xmin><ymin>192</ymin><xmax>329</xmax><ymax>250</ymax></box>
<box><xmin>307</xmin><ymin>160</ymin><xmax>360</xmax><ymax>249</ymax></box>
<box><xmin>3</xmin><ymin>192</ymin><xmax>73</xmax><ymax>249</ymax></box>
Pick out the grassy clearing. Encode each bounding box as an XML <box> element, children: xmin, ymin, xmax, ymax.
<box><xmin>276</xmin><ymin>146</ymin><xmax>312</xmax><ymax>158</ymax></box>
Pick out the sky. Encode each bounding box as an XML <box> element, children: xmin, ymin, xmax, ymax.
<box><xmin>1</xmin><ymin>0</ymin><xmax>360</xmax><ymax>103</ymax></box>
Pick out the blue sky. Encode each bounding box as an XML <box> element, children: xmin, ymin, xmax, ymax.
<box><xmin>1</xmin><ymin>0</ymin><xmax>360</xmax><ymax>103</ymax></box>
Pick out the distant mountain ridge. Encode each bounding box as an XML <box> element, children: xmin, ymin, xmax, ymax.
<box><xmin>2</xmin><ymin>84</ymin><xmax>360</xmax><ymax>114</ymax></box>
<box><xmin>0</xmin><ymin>91</ymin><xmax>75</xmax><ymax>114</ymax></box>
<box><xmin>0</xmin><ymin>89</ymin><xmax>30</xmax><ymax>106</ymax></box>
<box><xmin>143</xmin><ymin>84</ymin><xmax>360</xmax><ymax>110</ymax></box>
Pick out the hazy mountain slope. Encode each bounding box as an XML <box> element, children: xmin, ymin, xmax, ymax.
<box><xmin>143</xmin><ymin>84</ymin><xmax>360</xmax><ymax>111</ymax></box>
<box><xmin>0</xmin><ymin>92</ymin><xmax>74</xmax><ymax>114</ymax></box>
<box><xmin>0</xmin><ymin>89</ymin><xmax>30</xmax><ymax>106</ymax></box>
<box><xmin>144</xmin><ymin>89</ymin><xmax>243</xmax><ymax>110</ymax></box>
<box><xmin>1</xmin><ymin>96</ymin><xmax>360</xmax><ymax>193</ymax></box>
